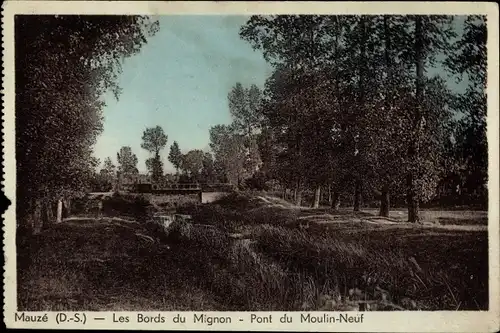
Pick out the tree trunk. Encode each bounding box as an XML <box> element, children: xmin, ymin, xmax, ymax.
<box><xmin>294</xmin><ymin>179</ymin><xmax>303</xmax><ymax>206</ymax></box>
<box><xmin>33</xmin><ymin>199</ymin><xmax>43</xmax><ymax>234</ymax></box>
<box><xmin>408</xmin><ymin>200</ymin><xmax>419</xmax><ymax>223</ymax></box>
<box><xmin>65</xmin><ymin>198</ymin><xmax>72</xmax><ymax>217</ymax></box>
<box><xmin>407</xmin><ymin>173</ymin><xmax>420</xmax><ymax>223</ymax></box>
<box><xmin>295</xmin><ymin>180</ymin><xmax>303</xmax><ymax>207</ymax></box>
<box><xmin>328</xmin><ymin>185</ymin><xmax>332</xmax><ymax>205</ymax></box>
<box><xmin>332</xmin><ymin>191</ymin><xmax>341</xmax><ymax>210</ymax></box>
<box><xmin>313</xmin><ymin>185</ymin><xmax>321</xmax><ymax>208</ymax></box>
<box><xmin>379</xmin><ymin>185</ymin><xmax>390</xmax><ymax>217</ymax></box>
<box><xmin>56</xmin><ymin>199</ymin><xmax>63</xmax><ymax>223</ymax></box>
<box><xmin>380</xmin><ymin>16</ymin><xmax>392</xmax><ymax>221</ymax></box>
<box><xmin>353</xmin><ymin>179</ymin><xmax>362</xmax><ymax>212</ymax></box>
<box><xmin>295</xmin><ymin>191</ymin><xmax>302</xmax><ymax>207</ymax></box>
<box><xmin>44</xmin><ymin>199</ymin><xmax>54</xmax><ymax>228</ymax></box>
<box><xmin>407</xmin><ymin>16</ymin><xmax>424</xmax><ymax>223</ymax></box>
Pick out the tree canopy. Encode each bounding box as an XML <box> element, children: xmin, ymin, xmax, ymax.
<box><xmin>141</xmin><ymin>125</ymin><xmax>168</xmax><ymax>182</ymax></box>
<box><xmin>117</xmin><ymin>146</ymin><xmax>139</xmax><ymax>176</ymax></box>
<box><xmin>233</xmin><ymin>14</ymin><xmax>486</xmax><ymax>220</ymax></box>
<box><xmin>168</xmin><ymin>141</ymin><xmax>183</xmax><ymax>174</ymax></box>
<box><xmin>16</xmin><ymin>15</ymin><xmax>159</xmax><ymax>230</ymax></box>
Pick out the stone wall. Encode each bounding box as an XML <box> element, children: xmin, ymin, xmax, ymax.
<box><xmin>135</xmin><ymin>191</ymin><xmax>231</xmax><ymax>208</ymax></box>
<box><xmin>201</xmin><ymin>192</ymin><xmax>230</xmax><ymax>204</ymax></box>
<box><xmin>149</xmin><ymin>192</ymin><xmax>201</xmax><ymax>208</ymax></box>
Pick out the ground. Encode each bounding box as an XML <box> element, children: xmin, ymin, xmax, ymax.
<box><xmin>17</xmin><ymin>193</ymin><xmax>488</xmax><ymax>311</ymax></box>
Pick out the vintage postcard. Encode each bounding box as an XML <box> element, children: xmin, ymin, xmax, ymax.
<box><xmin>2</xmin><ymin>1</ymin><xmax>499</xmax><ymax>331</ymax></box>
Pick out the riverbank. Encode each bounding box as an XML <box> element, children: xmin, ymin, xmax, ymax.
<box><xmin>17</xmin><ymin>192</ymin><xmax>488</xmax><ymax>311</ymax></box>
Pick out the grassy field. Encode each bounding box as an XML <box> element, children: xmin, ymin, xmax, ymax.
<box><xmin>361</xmin><ymin>208</ymin><xmax>488</xmax><ymax>226</ymax></box>
<box><xmin>17</xmin><ymin>192</ymin><xmax>488</xmax><ymax>311</ymax></box>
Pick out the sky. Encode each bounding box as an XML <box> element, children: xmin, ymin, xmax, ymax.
<box><xmin>93</xmin><ymin>15</ymin><xmax>273</xmax><ymax>173</ymax></box>
<box><xmin>93</xmin><ymin>15</ymin><xmax>468</xmax><ymax>174</ymax></box>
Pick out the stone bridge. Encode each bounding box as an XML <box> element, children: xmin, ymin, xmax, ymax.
<box><xmin>91</xmin><ymin>183</ymin><xmax>234</xmax><ymax>207</ymax></box>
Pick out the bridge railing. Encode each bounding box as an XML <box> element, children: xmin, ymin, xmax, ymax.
<box><xmin>199</xmin><ymin>183</ymin><xmax>235</xmax><ymax>192</ymax></box>
<box><xmin>151</xmin><ymin>183</ymin><xmax>201</xmax><ymax>190</ymax></box>
<box><xmin>151</xmin><ymin>183</ymin><xmax>235</xmax><ymax>191</ymax></box>
<box><xmin>169</xmin><ymin>183</ymin><xmax>200</xmax><ymax>190</ymax></box>
<box><xmin>119</xmin><ymin>181</ymin><xmax>236</xmax><ymax>192</ymax></box>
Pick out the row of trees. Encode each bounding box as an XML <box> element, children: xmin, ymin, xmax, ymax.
<box><xmin>94</xmin><ymin>126</ymin><xmax>226</xmax><ymax>190</ymax></box>
<box><xmin>208</xmin><ymin>15</ymin><xmax>487</xmax><ymax>222</ymax></box>
<box><xmin>93</xmin><ymin>83</ymin><xmax>269</xmax><ymax>188</ymax></box>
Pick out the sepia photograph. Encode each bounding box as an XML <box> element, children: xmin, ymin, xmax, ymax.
<box><xmin>2</xmin><ymin>1</ymin><xmax>499</xmax><ymax>331</ymax></box>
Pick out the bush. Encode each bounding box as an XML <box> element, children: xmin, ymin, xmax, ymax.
<box><xmin>244</xmin><ymin>172</ymin><xmax>269</xmax><ymax>191</ymax></box>
<box><xmin>211</xmin><ymin>192</ymin><xmax>259</xmax><ymax>210</ymax></box>
<box><xmin>179</xmin><ymin>204</ymin><xmax>243</xmax><ymax>232</ymax></box>
<box><xmin>71</xmin><ymin>195</ymin><xmax>91</xmax><ymax>215</ymax></box>
<box><xmin>102</xmin><ymin>193</ymin><xmax>155</xmax><ymax>219</ymax></box>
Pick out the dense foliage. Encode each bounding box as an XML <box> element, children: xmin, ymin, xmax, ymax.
<box><xmin>142</xmin><ymin>126</ymin><xmax>168</xmax><ymax>182</ymax></box>
<box><xmin>207</xmin><ymin>15</ymin><xmax>486</xmax><ymax>221</ymax></box>
<box><xmin>16</xmin><ymin>15</ymin><xmax>159</xmax><ymax>231</ymax></box>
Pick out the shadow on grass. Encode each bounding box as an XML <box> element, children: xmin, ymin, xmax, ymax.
<box><xmin>17</xmin><ymin>218</ymin><xmax>224</xmax><ymax>311</ymax></box>
<box><xmin>179</xmin><ymin>193</ymin><xmax>489</xmax><ymax>311</ymax></box>
<box><xmin>437</xmin><ymin>217</ymin><xmax>488</xmax><ymax>226</ymax></box>
<box><xmin>17</xmin><ymin>192</ymin><xmax>489</xmax><ymax>311</ymax></box>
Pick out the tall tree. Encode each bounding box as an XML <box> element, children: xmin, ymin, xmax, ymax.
<box><xmin>403</xmin><ymin>16</ymin><xmax>456</xmax><ymax>222</ymax></box>
<box><xmin>355</xmin><ymin>15</ymin><xmax>413</xmax><ymax>217</ymax></box>
<box><xmin>15</xmin><ymin>15</ymin><xmax>158</xmax><ymax>232</ymax></box>
<box><xmin>209</xmin><ymin>124</ymin><xmax>247</xmax><ymax>186</ymax></box>
<box><xmin>181</xmin><ymin>150</ymin><xmax>205</xmax><ymax>181</ymax></box>
<box><xmin>342</xmin><ymin>16</ymin><xmax>374</xmax><ymax>212</ymax></box>
<box><xmin>241</xmin><ymin>15</ymin><xmax>338</xmax><ymax>206</ymax></box>
<box><xmin>117</xmin><ymin>146</ymin><xmax>139</xmax><ymax>176</ymax></box>
<box><xmin>145</xmin><ymin>157</ymin><xmax>164</xmax><ymax>182</ymax></box>
<box><xmin>228</xmin><ymin>82</ymin><xmax>263</xmax><ymax>137</ymax></box>
<box><xmin>228</xmin><ymin>82</ymin><xmax>263</xmax><ymax>178</ymax></box>
<box><xmin>99</xmin><ymin>157</ymin><xmax>116</xmax><ymax>186</ymax></box>
<box><xmin>201</xmin><ymin>152</ymin><xmax>217</xmax><ymax>183</ymax></box>
<box><xmin>445</xmin><ymin>15</ymin><xmax>487</xmax><ymax>206</ymax></box>
<box><xmin>168</xmin><ymin>141</ymin><xmax>183</xmax><ymax>174</ymax></box>
<box><xmin>141</xmin><ymin>125</ymin><xmax>168</xmax><ymax>156</ymax></box>
<box><xmin>141</xmin><ymin>125</ymin><xmax>168</xmax><ymax>182</ymax></box>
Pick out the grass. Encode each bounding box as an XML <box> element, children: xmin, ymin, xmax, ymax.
<box><xmin>17</xmin><ymin>192</ymin><xmax>488</xmax><ymax>311</ymax></box>
<box><xmin>362</xmin><ymin>208</ymin><xmax>488</xmax><ymax>225</ymax></box>
<box><xmin>17</xmin><ymin>218</ymin><xmax>224</xmax><ymax>311</ymax></box>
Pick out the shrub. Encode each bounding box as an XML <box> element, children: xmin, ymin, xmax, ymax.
<box><xmin>244</xmin><ymin>171</ymin><xmax>270</xmax><ymax>191</ymax></box>
<box><xmin>102</xmin><ymin>193</ymin><xmax>155</xmax><ymax>219</ymax></box>
<box><xmin>71</xmin><ymin>195</ymin><xmax>91</xmax><ymax>215</ymax></box>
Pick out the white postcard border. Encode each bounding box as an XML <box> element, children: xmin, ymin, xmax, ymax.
<box><xmin>2</xmin><ymin>1</ymin><xmax>499</xmax><ymax>332</ymax></box>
